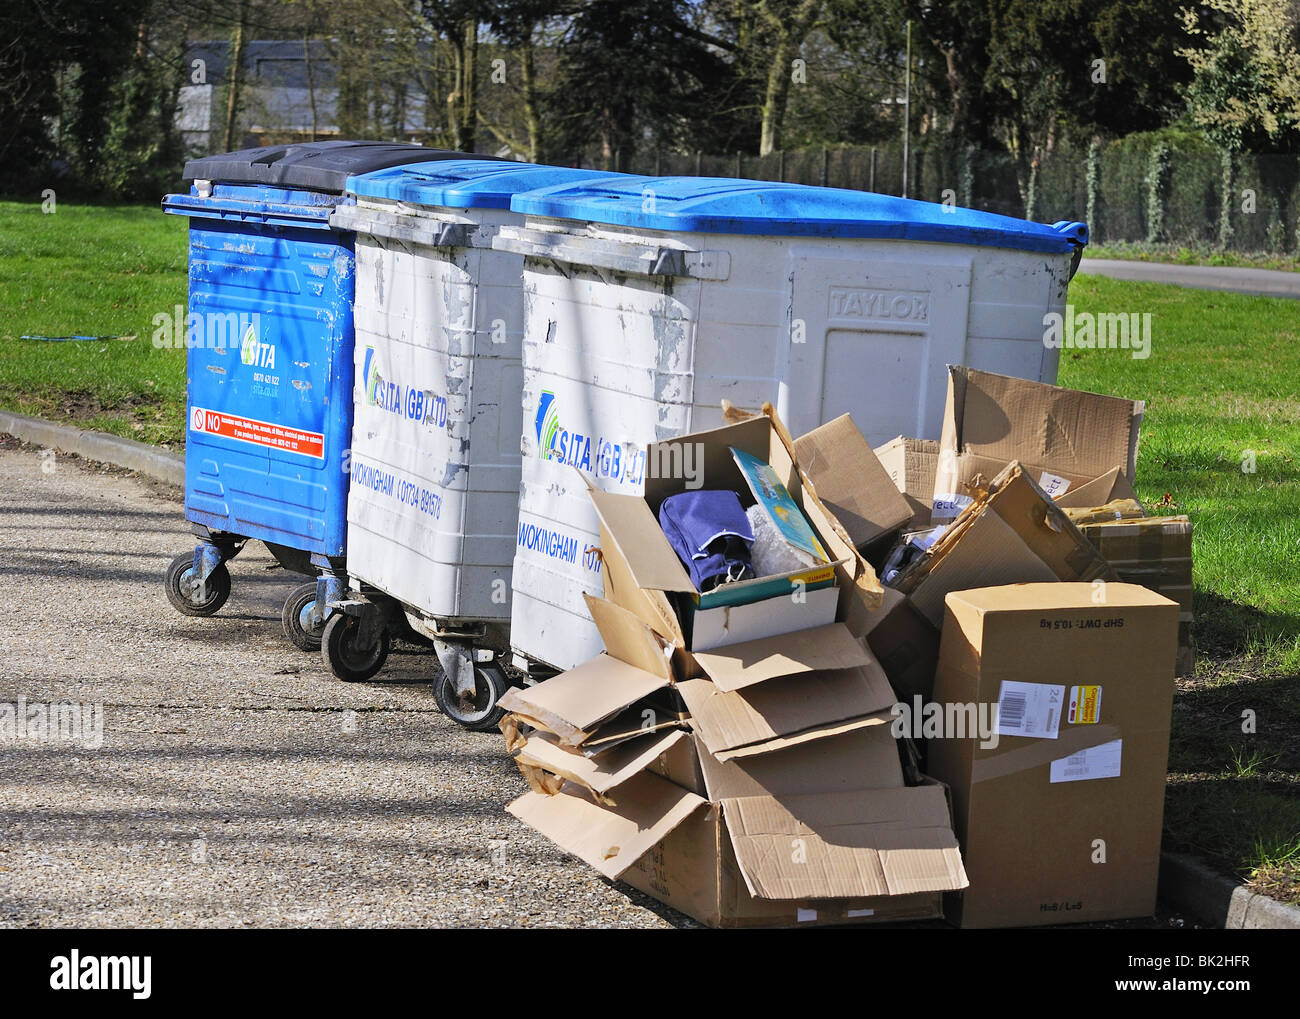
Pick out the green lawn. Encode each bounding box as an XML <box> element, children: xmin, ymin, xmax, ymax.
<box><xmin>1064</xmin><ymin>273</ymin><xmax>1300</xmax><ymax>904</ymax></box>
<box><xmin>0</xmin><ymin>200</ymin><xmax>188</xmax><ymax>447</ymax></box>
<box><xmin>0</xmin><ymin>202</ymin><xmax>1296</xmax><ymax>905</ymax></box>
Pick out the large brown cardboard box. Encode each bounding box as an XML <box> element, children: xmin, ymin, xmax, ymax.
<box><xmin>931</xmin><ymin>366</ymin><xmax>1144</xmax><ymax>524</ymax></box>
<box><xmin>874</xmin><ymin>436</ymin><xmax>940</xmax><ymax>531</ymax></box>
<box><xmin>928</xmin><ymin>582</ymin><xmax>1179</xmax><ymax>929</ymax></box>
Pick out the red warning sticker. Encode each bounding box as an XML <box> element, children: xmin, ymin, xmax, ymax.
<box><xmin>190</xmin><ymin>406</ymin><xmax>324</xmax><ymax>459</ymax></box>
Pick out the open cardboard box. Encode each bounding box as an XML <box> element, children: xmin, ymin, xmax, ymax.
<box><xmin>1074</xmin><ymin>512</ymin><xmax>1195</xmax><ymax>676</ymax></box>
<box><xmin>794</xmin><ymin>414</ymin><xmax>913</xmax><ymax>564</ymax></box>
<box><xmin>894</xmin><ymin>461</ymin><xmax>1118</xmax><ymax>629</ymax></box>
<box><xmin>931</xmin><ymin>366</ymin><xmax>1144</xmax><ymax>524</ymax></box>
<box><xmin>501</xmin><ymin>580</ymin><xmax>968</xmax><ymax>928</ymax></box>
<box><xmin>589</xmin><ymin>405</ymin><xmax>885</xmax><ymax>680</ymax></box>
<box><xmin>507</xmin><ymin>715</ymin><xmax>968</xmax><ymax>928</ymax></box>
<box><xmin>873</xmin><ymin>435</ymin><xmax>941</xmax><ymax>532</ymax></box>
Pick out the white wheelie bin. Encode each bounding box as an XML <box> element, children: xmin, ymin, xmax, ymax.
<box><xmin>325</xmin><ymin>160</ymin><xmax>622</xmax><ymax>728</ymax></box>
<box><xmin>493</xmin><ymin>175</ymin><xmax>1089</xmax><ymax>671</ymax></box>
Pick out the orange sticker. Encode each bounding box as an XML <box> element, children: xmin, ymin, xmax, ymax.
<box><xmin>191</xmin><ymin>406</ymin><xmax>324</xmax><ymax>459</ymax></box>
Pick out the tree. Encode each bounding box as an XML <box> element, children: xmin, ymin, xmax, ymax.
<box><xmin>780</xmin><ymin>0</ymin><xmax>909</xmax><ymax>148</ymax></box>
<box><xmin>482</xmin><ymin>0</ymin><xmax>567</xmax><ymax>162</ymax></box>
<box><xmin>902</xmin><ymin>0</ymin><xmax>997</xmax><ymax>146</ymax></box>
<box><xmin>546</xmin><ymin>0</ymin><xmax>736</xmax><ymax>168</ymax></box>
<box><xmin>99</xmin><ymin>12</ymin><xmax>190</xmax><ymax>198</ymax></box>
<box><xmin>221</xmin><ymin>0</ymin><xmax>249</xmax><ymax>151</ymax></box>
<box><xmin>756</xmin><ymin>0</ymin><xmax>823</xmax><ymax>155</ymax></box>
<box><xmin>1181</xmin><ymin>0</ymin><xmax>1300</xmax><ymax>152</ymax></box>
<box><xmin>415</xmin><ymin>1</ymin><xmax>489</xmax><ymax>152</ymax></box>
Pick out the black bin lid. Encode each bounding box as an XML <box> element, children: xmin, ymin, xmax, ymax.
<box><xmin>182</xmin><ymin>141</ymin><xmax>502</xmax><ymax>193</ymax></box>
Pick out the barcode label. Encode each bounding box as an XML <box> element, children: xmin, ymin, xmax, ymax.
<box><xmin>1000</xmin><ymin>693</ymin><xmax>1026</xmax><ymax>727</ymax></box>
<box><xmin>996</xmin><ymin>681</ymin><xmax>1064</xmax><ymax>739</ymax></box>
<box><xmin>1050</xmin><ymin>739</ymin><xmax>1123</xmax><ymax>783</ymax></box>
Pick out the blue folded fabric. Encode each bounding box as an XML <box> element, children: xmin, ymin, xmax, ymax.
<box><xmin>658</xmin><ymin>490</ymin><xmax>755</xmax><ymax>592</ymax></box>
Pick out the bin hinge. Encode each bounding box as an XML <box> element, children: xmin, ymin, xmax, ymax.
<box><xmin>432</xmin><ymin>222</ymin><xmax>471</xmax><ymax>248</ymax></box>
<box><xmin>650</xmin><ymin>249</ymin><xmax>685</xmax><ymax>276</ymax></box>
<box><xmin>492</xmin><ymin>226</ymin><xmax>730</xmax><ymax>281</ymax></box>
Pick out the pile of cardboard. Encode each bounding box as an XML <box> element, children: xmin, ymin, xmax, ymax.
<box><xmin>874</xmin><ymin>366</ymin><xmax>1194</xmax><ymax>677</ymax></box>
<box><xmin>502</xmin><ymin>368</ymin><xmax>1192</xmax><ymax>928</ymax></box>
<box><xmin>864</xmin><ymin>368</ymin><xmax>1187</xmax><ymax>927</ymax></box>
<box><xmin>500</xmin><ymin>409</ymin><xmax>969</xmax><ymax>928</ymax></box>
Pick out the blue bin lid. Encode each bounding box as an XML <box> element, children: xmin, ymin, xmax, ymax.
<box><xmin>346</xmin><ymin>160</ymin><xmax>627</xmax><ymax>210</ymax></box>
<box><xmin>510</xmin><ymin>175</ymin><xmax>1088</xmax><ymax>253</ymax></box>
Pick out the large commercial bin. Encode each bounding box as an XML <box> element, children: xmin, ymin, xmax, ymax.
<box><xmin>494</xmin><ymin>175</ymin><xmax>1088</xmax><ymax>671</ymax></box>
<box><xmin>321</xmin><ymin>161</ymin><xmax>620</xmax><ymax>726</ymax></box>
<box><xmin>160</xmin><ymin>142</ymin><xmax>479</xmax><ymax>646</ymax></box>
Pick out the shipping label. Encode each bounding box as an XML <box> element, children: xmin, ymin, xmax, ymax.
<box><xmin>931</xmin><ymin>492</ymin><xmax>972</xmax><ymax>520</ymax></box>
<box><xmin>1050</xmin><ymin>738</ymin><xmax>1122</xmax><ymax>783</ymax></box>
<box><xmin>995</xmin><ymin>681</ymin><xmax>1064</xmax><ymax>739</ymax></box>
<box><xmin>1038</xmin><ymin>471</ymin><xmax>1072</xmax><ymax>498</ymax></box>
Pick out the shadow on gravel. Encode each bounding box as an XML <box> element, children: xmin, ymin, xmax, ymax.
<box><xmin>0</xmin><ymin>504</ymin><xmax>179</xmax><ymax>521</ymax></box>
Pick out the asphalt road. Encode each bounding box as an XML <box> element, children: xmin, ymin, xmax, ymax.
<box><xmin>0</xmin><ymin>437</ymin><xmax>1194</xmax><ymax>929</ymax></box>
<box><xmin>0</xmin><ymin>438</ymin><xmax>680</xmax><ymax>928</ymax></box>
<box><xmin>1078</xmin><ymin>258</ymin><xmax>1300</xmax><ymax>299</ymax></box>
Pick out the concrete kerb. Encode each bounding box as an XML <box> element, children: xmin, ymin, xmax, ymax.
<box><xmin>1160</xmin><ymin>851</ymin><xmax>1300</xmax><ymax>929</ymax></box>
<box><xmin>0</xmin><ymin>409</ymin><xmax>184</xmax><ymax>488</ymax></box>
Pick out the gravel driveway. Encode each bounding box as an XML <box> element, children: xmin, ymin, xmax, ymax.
<box><xmin>0</xmin><ymin>438</ymin><xmax>681</xmax><ymax>927</ymax></box>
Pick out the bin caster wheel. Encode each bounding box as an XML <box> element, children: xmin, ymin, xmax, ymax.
<box><xmin>435</xmin><ymin>663</ymin><xmax>510</xmax><ymax>732</ymax></box>
<box><xmin>282</xmin><ymin>582</ymin><xmax>324</xmax><ymax>652</ymax></box>
<box><xmin>165</xmin><ymin>552</ymin><xmax>231</xmax><ymax>617</ymax></box>
<box><xmin>321</xmin><ymin>613</ymin><xmax>390</xmax><ymax>683</ymax></box>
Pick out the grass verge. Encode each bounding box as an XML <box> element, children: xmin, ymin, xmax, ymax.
<box><xmin>1066</xmin><ymin>273</ymin><xmax>1300</xmax><ymax>904</ymax></box>
<box><xmin>0</xmin><ymin>200</ymin><xmax>188</xmax><ymax>447</ymax></box>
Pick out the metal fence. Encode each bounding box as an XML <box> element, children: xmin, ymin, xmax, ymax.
<box><xmin>617</xmin><ymin>142</ymin><xmax>1300</xmax><ymax>253</ymax></box>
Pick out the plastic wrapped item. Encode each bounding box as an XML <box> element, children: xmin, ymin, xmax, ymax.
<box><xmin>746</xmin><ymin>503</ymin><xmax>819</xmax><ymax>578</ymax></box>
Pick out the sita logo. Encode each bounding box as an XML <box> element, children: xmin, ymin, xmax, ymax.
<box><xmin>361</xmin><ymin>346</ymin><xmax>449</xmax><ymax>426</ymax></box>
<box><xmin>240</xmin><ymin>321</ymin><xmax>275</xmax><ymax>368</ymax></box>
<box><xmin>363</xmin><ymin>346</ymin><xmax>381</xmax><ymax>404</ymax></box>
<box><xmin>535</xmin><ymin>390</ymin><xmax>561</xmax><ymax>460</ymax></box>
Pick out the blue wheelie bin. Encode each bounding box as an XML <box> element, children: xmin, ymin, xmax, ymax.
<box><xmin>161</xmin><ymin>141</ymin><xmax>490</xmax><ymax>650</ymax></box>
